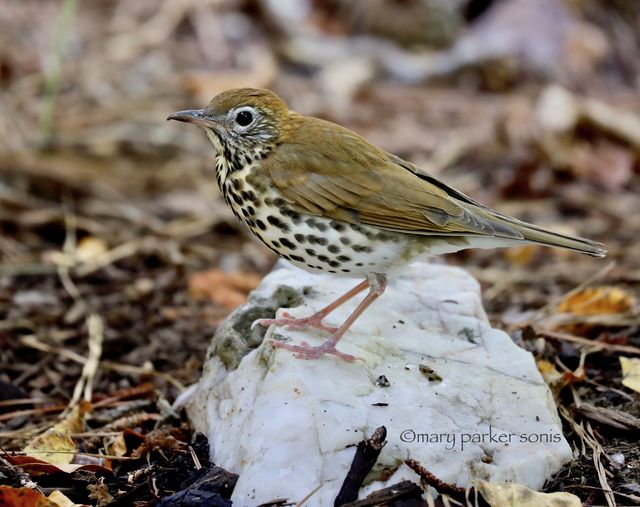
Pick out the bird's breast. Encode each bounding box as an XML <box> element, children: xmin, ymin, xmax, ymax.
<box><xmin>222</xmin><ymin>167</ymin><xmax>415</xmax><ymax>277</ymax></box>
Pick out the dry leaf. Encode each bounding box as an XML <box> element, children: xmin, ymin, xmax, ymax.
<box><xmin>557</xmin><ymin>287</ymin><xmax>636</xmax><ymax>316</ymax></box>
<box><xmin>103</xmin><ymin>432</ymin><xmax>128</xmax><ymax>458</ymax></box>
<box><xmin>475</xmin><ymin>480</ymin><xmax>582</xmax><ymax>507</ymax></box>
<box><xmin>537</xmin><ymin>359</ymin><xmax>564</xmax><ymax>387</ymax></box>
<box><xmin>5</xmin><ymin>455</ymin><xmax>110</xmax><ymax>476</ymax></box>
<box><xmin>0</xmin><ymin>486</ymin><xmax>57</xmax><ymax>507</ymax></box>
<box><xmin>620</xmin><ymin>356</ymin><xmax>640</xmax><ymax>394</ymax></box>
<box><xmin>504</xmin><ymin>245</ymin><xmax>539</xmax><ymax>266</ymax></box>
<box><xmin>188</xmin><ymin>269</ymin><xmax>262</xmax><ymax>308</ymax></box>
<box><xmin>22</xmin><ymin>404</ymin><xmax>86</xmax><ymax>465</ymax></box>
<box><xmin>48</xmin><ymin>490</ymin><xmax>89</xmax><ymax>507</ymax></box>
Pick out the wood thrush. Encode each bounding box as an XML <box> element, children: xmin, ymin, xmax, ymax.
<box><xmin>168</xmin><ymin>88</ymin><xmax>606</xmax><ymax>362</ymax></box>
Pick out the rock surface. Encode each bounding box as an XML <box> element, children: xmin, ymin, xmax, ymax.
<box><xmin>185</xmin><ymin>261</ymin><xmax>572</xmax><ymax>506</ymax></box>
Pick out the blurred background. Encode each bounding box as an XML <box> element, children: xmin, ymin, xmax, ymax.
<box><xmin>1</xmin><ymin>0</ymin><xmax>639</xmax><ymax>502</ymax></box>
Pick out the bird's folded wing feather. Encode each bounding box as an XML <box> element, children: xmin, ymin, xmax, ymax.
<box><xmin>265</xmin><ymin>115</ymin><xmax>522</xmax><ymax>238</ymax></box>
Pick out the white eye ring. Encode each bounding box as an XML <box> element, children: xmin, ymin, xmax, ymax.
<box><xmin>232</xmin><ymin>106</ymin><xmax>257</xmax><ymax>129</ymax></box>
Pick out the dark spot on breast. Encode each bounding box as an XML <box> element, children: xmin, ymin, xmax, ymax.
<box><xmin>328</xmin><ymin>245</ymin><xmax>340</xmax><ymax>254</ymax></box>
<box><xmin>267</xmin><ymin>215</ymin><xmax>290</xmax><ymax>232</ymax></box>
<box><xmin>242</xmin><ymin>208</ymin><xmax>250</xmax><ymax>218</ymax></box>
<box><xmin>328</xmin><ymin>270</ymin><xmax>337</xmax><ymax>273</ymax></box>
<box><xmin>328</xmin><ymin>260</ymin><xmax>340</xmax><ymax>268</ymax></box>
<box><xmin>337</xmin><ymin>255</ymin><xmax>351</xmax><ymax>262</ymax></box>
<box><xmin>305</xmin><ymin>218</ymin><xmax>316</xmax><ymax>227</ymax></box>
<box><xmin>330</xmin><ymin>220</ymin><xmax>346</xmax><ymax>232</ymax></box>
<box><xmin>339</xmin><ymin>237</ymin><xmax>351</xmax><ymax>245</ymax></box>
<box><xmin>281</xmin><ymin>254</ymin><xmax>291</xmax><ymax>260</ymax></box>
<box><xmin>256</xmin><ymin>219</ymin><xmax>267</xmax><ymax>231</ymax></box>
<box><xmin>305</xmin><ymin>248</ymin><xmax>316</xmax><ymax>257</ymax></box>
<box><xmin>246</xmin><ymin>206</ymin><xmax>256</xmax><ymax>216</ymax></box>
<box><xmin>232</xmin><ymin>179</ymin><xmax>242</xmax><ymax>190</ymax></box>
<box><xmin>264</xmin><ymin>197</ymin><xmax>273</xmax><ymax>206</ymax></box>
<box><xmin>317</xmin><ymin>255</ymin><xmax>330</xmax><ymax>262</ymax></box>
<box><xmin>280</xmin><ymin>208</ymin><xmax>301</xmax><ymax>223</ymax></box>
<box><xmin>316</xmin><ymin>223</ymin><xmax>328</xmax><ymax>232</ymax></box>
<box><xmin>232</xmin><ymin>193</ymin><xmax>243</xmax><ymax>206</ymax></box>
<box><xmin>294</xmin><ymin>234</ymin><xmax>306</xmax><ymax>243</ymax></box>
<box><xmin>280</xmin><ymin>238</ymin><xmax>296</xmax><ymax>250</ymax></box>
<box><xmin>272</xmin><ymin>241</ymin><xmax>281</xmax><ymax>248</ymax></box>
<box><xmin>308</xmin><ymin>235</ymin><xmax>327</xmax><ymax>246</ymax></box>
<box><xmin>341</xmin><ymin>269</ymin><xmax>351</xmax><ymax>273</ymax></box>
<box><xmin>306</xmin><ymin>264</ymin><xmax>315</xmax><ymax>269</ymax></box>
<box><xmin>273</xmin><ymin>198</ymin><xmax>285</xmax><ymax>207</ymax></box>
<box><xmin>353</xmin><ymin>245</ymin><xmax>373</xmax><ymax>253</ymax></box>
<box><xmin>290</xmin><ymin>254</ymin><xmax>304</xmax><ymax>262</ymax></box>
<box><xmin>355</xmin><ymin>262</ymin><xmax>364</xmax><ymax>267</ymax></box>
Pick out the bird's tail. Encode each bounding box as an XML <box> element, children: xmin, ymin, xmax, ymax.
<box><xmin>483</xmin><ymin>211</ymin><xmax>607</xmax><ymax>257</ymax></box>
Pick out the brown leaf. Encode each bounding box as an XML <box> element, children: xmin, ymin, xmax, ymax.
<box><xmin>504</xmin><ymin>245</ymin><xmax>539</xmax><ymax>266</ymax></box>
<box><xmin>188</xmin><ymin>269</ymin><xmax>262</xmax><ymax>308</ymax></box>
<box><xmin>5</xmin><ymin>455</ymin><xmax>110</xmax><ymax>476</ymax></box>
<box><xmin>0</xmin><ymin>487</ymin><xmax>57</xmax><ymax>507</ymax></box>
<box><xmin>22</xmin><ymin>404</ymin><xmax>87</xmax><ymax>465</ymax></box>
<box><xmin>557</xmin><ymin>287</ymin><xmax>636</xmax><ymax>316</ymax></box>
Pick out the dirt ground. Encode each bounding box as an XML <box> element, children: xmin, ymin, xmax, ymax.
<box><xmin>1</xmin><ymin>1</ymin><xmax>639</xmax><ymax>506</ymax></box>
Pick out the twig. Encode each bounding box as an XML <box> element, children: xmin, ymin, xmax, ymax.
<box><xmin>65</xmin><ymin>314</ymin><xmax>104</xmax><ymax>414</ymax></box>
<box><xmin>334</xmin><ymin>426</ymin><xmax>387</xmax><ymax>506</ymax></box>
<box><xmin>297</xmin><ymin>483</ymin><xmax>323</xmax><ymax>507</ymax></box>
<box><xmin>405</xmin><ymin>458</ymin><xmax>466</xmax><ymax>497</ymax></box>
<box><xmin>536</xmin><ymin>328</ymin><xmax>640</xmax><ymax>356</ymax></box>
<box><xmin>561</xmin><ymin>391</ymin><xmax>616</xmax><ymax>507</ymax></box>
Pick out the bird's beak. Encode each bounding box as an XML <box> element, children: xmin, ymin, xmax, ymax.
<box><xmin>167</xmin><ymin>109</ymin><xmax>217</xmax><ymax>128</ymax></box>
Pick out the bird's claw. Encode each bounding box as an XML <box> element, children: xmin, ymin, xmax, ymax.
<box><xmin>271</xmin><ymin>338</ymin><xmax>356</xmax><ymax>362</ymax></box>
<box><xmin>253</xmin><ymin>311</ymin><xmax>337</xmax><ymax>334</ymax></box>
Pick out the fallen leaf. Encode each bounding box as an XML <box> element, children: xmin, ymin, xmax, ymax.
<box><xmin>504</xmin><ymin>245</ymin><xmax>539</xmax><ymax>266</ymax></box>
<box><xmin>475</xmin><ymin>480</ymin><xmax>582</xmax><ymax>507</ymax></box>
<box><xmin>557</xmin><ymin>287</ymin><xmax>636</xmax><ymax>316</ymax></box>
<box><xmin>620</xmin><ymin>356</ymin><xmax>640</xmax><ymax>394</ymax></box>
<box><xmin>5</xmin><ymin>455</ymin><xmax>110</xmax><ymax>476</ymax></box>
<box><xmin>188</xmin><ymin>269</ymin><xmax>262</xmax><ymax>308</ymax></box>
<box><xmin>48</xmin><ymin>490</ymin><xmax>89</xmax><ymax>507</ymax></box>
<box><xmin>0</xmin><ymin>486</ymin><xmax>56</xmax><ymax>507</ymax></box>
<box><xmin>103</xmin><ymin>432</ymin><xmax>127</xmax><ymax>458</ymax></box>
<box><xmin>536</xmin><ymin>359</ymin><xmax>564</xmax><ymax>387</ymax></box>
<box><xmin>22</xmin><ymin>404</ymin><xmax>86</xmax><ymax>465</ymax></box>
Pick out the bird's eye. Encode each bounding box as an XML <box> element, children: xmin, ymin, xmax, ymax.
<box><xmin>235</xmin><ymin>110</ymin><xmax>254</xmax><ymax>127</ymax></box>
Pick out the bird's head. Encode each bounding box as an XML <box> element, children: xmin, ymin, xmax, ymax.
<box><xmin>168</xmin><ymin>88</ymin><xmax>289</xmax><ymax>163</ymax></box>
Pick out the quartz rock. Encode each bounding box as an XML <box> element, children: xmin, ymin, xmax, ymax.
<box><xmin>185</xmin><ymin>261</ymin><xmax>572</xmax><ymax>506</ymax></box>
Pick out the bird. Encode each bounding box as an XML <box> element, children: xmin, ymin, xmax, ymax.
<box><xmin>168</xmin><ymin>88</ymin><xmax>606</xmax><ymax>362</ymax></box>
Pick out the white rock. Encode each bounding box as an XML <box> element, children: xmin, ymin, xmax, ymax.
<box><xmin>185</xmin><ymin>261</ymin><xmax>572</xmax><ymax>506</ymax></box>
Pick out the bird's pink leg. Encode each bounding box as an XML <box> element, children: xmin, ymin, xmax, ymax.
<box><xmin>272</xmin><ymin>274</ymin><xmax>388</xmax><ymax>362</ymax></box>
<box><xmin>255</xmin><ymin>279</ymin><xmax>370</xmax><ymax>334</ymax></box>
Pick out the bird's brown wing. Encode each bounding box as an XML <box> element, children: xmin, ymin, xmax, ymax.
<box><xmin>265</xmin><ymin>115</ymin><xmax>522</xmax><ymax>238</ymax></box>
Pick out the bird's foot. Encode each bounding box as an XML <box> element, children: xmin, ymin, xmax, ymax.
<box><xmin>254</xmin><ymin>311</ymin><xmax>337</xmax><ymax>334</ymax></box>
<box><xmin>271</xmin><ymin>338</ymin><xmax>356</xmax><ymax>362</ymax></box>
